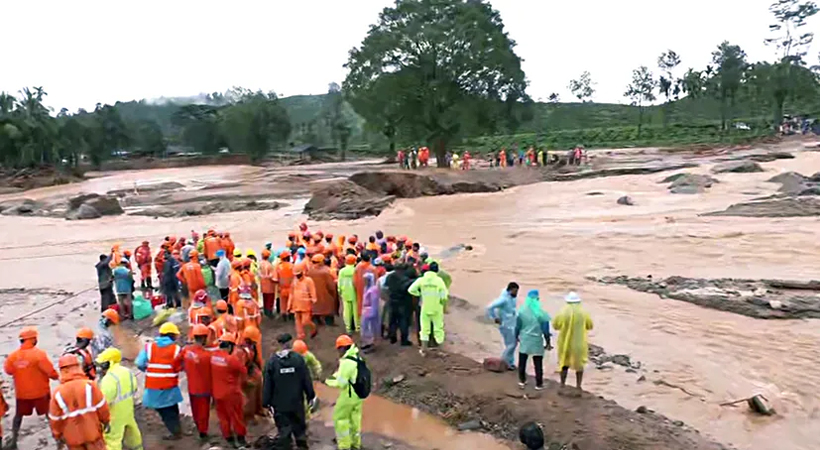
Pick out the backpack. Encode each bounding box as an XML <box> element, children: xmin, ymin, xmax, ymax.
<box><xmin>345</xmin><ymin>354</ymin><xmax>372</xmax><ymax>399</ymax></box>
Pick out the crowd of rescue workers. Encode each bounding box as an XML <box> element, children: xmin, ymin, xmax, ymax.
<box><xmin>2</xmin><ymin>223</ymin><xmax>594</xmax><ymax>450</ymax></box>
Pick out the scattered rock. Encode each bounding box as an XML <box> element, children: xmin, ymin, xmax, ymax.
<box><xmin>636</xmin><ymin>405</ymin><xmax>649</xmax><ymax>414</ymax></box>
<box><xmin>768</xmin><ymin>300</ymin><xmax>782</xmax><ymax>310</ymax></box>
<box><xmin>637</xmin><ymin>375</ymin><xmax>647</xmax><ymax>382</ymax></box>
<box><xmin>586</xmin><ymin>191</ymin><xmax>604</xmax><ymax>196</ymax></box>
<box><xmin>664</xmin><ymin>173</ymin><xmax>719</xmax><ymax>194</ymax></box>
<box><xmin>0</xmin><ymin>198</ymin><xmax>44</xmax><ymax>216</ymax></box>
<box><xmin>673</xmin><ymin>420</ymin><xmax>685</xmax><ymax>427</ymax></box>
<box><xmin>748</xmin><ymin>394</ymin><xmax>775</xmax><ymax>416</ymax></box>
<box><xmin>711</xmin><ymin>161</ymin><xmax>763</xmax><ymax>174</ymax></box>
<box><xmin>457</xmin><ymin>420</ymin><xmax>482</xmax><ymax>431</ymax></box>
<box><xmin>482</xmin><ymin>357</ymin><xmax>509</xmax><ymax>373</ymax></box>
<box><xmin>617</xmin><ymin>195</ymin><xmax>635</xmax><ymax>206</ymax></box>
<box><xmin>66</xmin><ymin>204</ymin><xmax>101</xmax><ymax>220</ymax></box>
<box><xmin>705</xmin><ymin>197</ymin><xmax>820</xmax><ymax>218</ymax></box>
<box><xmin>748</xmin><ymin>152</ymin><xmax>794</xmax><ymax>162</ymax></box>
<box><xmin>132</xmin><ymin>200</ymin><xmax>283</xmax><ymax>218</ymax></box>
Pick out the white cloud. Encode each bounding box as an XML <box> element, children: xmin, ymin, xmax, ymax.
<box><xmin>2</xmin><ymin>0</ymin><xmax>798</xmax><ymax>111</ymax></box>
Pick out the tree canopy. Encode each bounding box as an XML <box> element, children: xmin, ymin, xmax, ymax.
<box><xmin>344</xmin><ymin>0</ymin><xmax>529</xmax><ymax>166</ymax></box>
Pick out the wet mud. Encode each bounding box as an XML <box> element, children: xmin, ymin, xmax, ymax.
<box><xmin>596</xmin><ymin>275</ymin><xmax>820</xmax><ymax>319</ymax></box>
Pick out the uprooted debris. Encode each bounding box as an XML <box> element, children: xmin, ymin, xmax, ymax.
<box><xmin>596</xmin><ymin>275</ymin><xmax>820</xmax><ymax>319</ymax></box>
<box><xmin>719</xmin><ymin>394</ymin><xmax>776</xmax><ymax>416</ymax></box>
<box><xmin>129</xmin><ymin>200</ymin><xmax>284</xmax><ymax>218</ymax></box>
<box><xmin>304</xmin><ymin>180</ymin><xmax>396</xmax><ymax>220</ymax></box>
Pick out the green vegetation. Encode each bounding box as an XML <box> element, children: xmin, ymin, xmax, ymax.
<box><xmin>1</xmin><ymin>0</ymin><xmax>819</xmax><ymax>169</ymax></box>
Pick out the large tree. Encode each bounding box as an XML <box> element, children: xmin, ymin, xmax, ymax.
<box><xmin>347</xmin><ymin>73</ymin><xmax>408</xmax><ymax>156</ymax></box>
<box><xmin>322</xmin><ymin>82</ymin><xmax>351</xmax><ymax>160</ymax></box>
<box><xmin>761</xmin><ymin>0</ymin><xmax>819</xmax><ymax>129</ymax></box>
<box><xmin>344</xmin><ymin>0</ymin><xmax>528</xmax><ymax>167</ymax></box>
<box><xmin>624</xmin><ymin>66</ymin><xmax>657</xmax><ymax>137</ymax></box>
<box><xmin>657</xmin><ymin>50</ymin><xmax>682</xmax><ymax>125</ymax></box>
<box><xmin>220</xmin><ymin>92</ymin><xmax>291</xmax><ymax>163</ymax></box>
<box><xmin>568</xmin><ymin>71</ymin><xmax>595</xmax><ymax>102</ymax></box>
<box><xmin>709</xmin><ymin>41</ymin><xmax>748</xmax><ymax>130</ymax></box>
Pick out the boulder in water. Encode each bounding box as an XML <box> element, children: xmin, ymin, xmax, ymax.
<box><xmin>66</xmin><ymin>193</ymin><xmax>123</xmax><ymax>218</ymax></box>
<box><xmin>66</xmin><ymin>203</ymin><xmax>101</xmax><ymax>220</ymax></box>
<box><xmin>617</xmin><ymin>195</ymin><xmax>635</xmax><ymax>206</ymax></box>
<box><xmin>0</xmin><ymin>198</ymin><xmax>43</xmax><ymax>216</ymax></box>
<box><xmin>712</xmin><ymin>161</ymin><xmax>764</xmax><ymax>174</ymax></box>
<box><xmin>666</xmin><ymin>173</ymin><xmax>719</xmax><ymax>194</ymax></box>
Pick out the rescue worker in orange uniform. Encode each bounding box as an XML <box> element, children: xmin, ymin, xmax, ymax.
<box><xmin>177</xmin><ymin>250</ymin><xmax>206</xmax><ymax>300</ymax></box>
<box><xmin>213</xmin><ymin>299</ymin><xmax>239</xmax><ymax>336</ymax></box>
<box><xmin>188</xmin><ymin>289</ymin><xmax>215</xmax><ymax>341</ymax></box>
<box><xmin>211</xmin><ymin>333</ymin><xmax>248</xmax><ymax>448</ymax></box>
<box><xmin>240</xmin><ymin>258</ymin><xmax>259</xmax><ymax>302</ymax></box>
<box><xmin>259</xmin><ymin>249</ymin><xmax>277</xmax><ymax>317</ymax></box>
<box><xmin>228</xmin><ymin>259</ymin><xmax>244</xmax><ymax>307</ymax></box>
<box><xmin>174</xmin><ymin>324</ymin><xmax>213</xmax><ymax>443</ymax></box>
<box><xmin>65</xmin><ymin>328</ymin><xmax>97</xmax><ymax>380</ymax></box>
<box><xmin>241</xmin><ymin>326</ymin><xmax>264</xmax><ymax>420</ymax></box>
<box><xmin>221</xmin><ymin>232</ymin><xmax>236</xmax><ymax>261</ymax></box>
<box><xmin>290</xmin><ymin>263</ymin><xmax>318</xmax><ymax>340</ymax></box>
<box><xmin>4</xmin><ymin>327</ymin><xmax>59</xmax><ymax>449</ymax></box>
<box><xmin>354</xmin><ymin>253</ymin><xmax>378</xmax><ymax>317</ymax></box>
<box><xmin>136</xmin><ymin>323</ymin><xmax>183</xmax><ymax>440</ymax></box>
<box><xmin>236</xmin><ymin>287</ymin><xmax>262</xmax><ymax>331</ymax></box>
<box><xmin>48</xmin><ymin>355</ymin><xmax>110</xmax><ymax>450</ymax></box>
<box><xmin>274</xmin><ymin>250</ymin><xmax>294</xmax><ymax>319</ymax></box>
<box><xmin>203</xmin><ymin>230</ymin><xmax>222</xmax><ymax>267</ymax></box>
<box><xmin>134</xmin><ymin>241</ymin><xmax>153</xmax><ymax>293</ymax></box>
<box><xmin>154</xmin><ymin>244</ymin><xmax>167</xmax><ymax>286</ymax></box>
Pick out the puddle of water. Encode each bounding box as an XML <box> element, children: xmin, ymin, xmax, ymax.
<box><xmin>314</xmin><ymin>384</ymin><xmax>510</xmax><ymax>450</ymax></box>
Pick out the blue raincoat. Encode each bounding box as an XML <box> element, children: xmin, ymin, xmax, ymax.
<box><xmin>486</xmin><ymin>289</ymin><xmax>518</xmax><ymax>367</ymax></box>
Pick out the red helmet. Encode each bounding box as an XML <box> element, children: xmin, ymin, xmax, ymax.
<box><xmin>193</xmin><ymin>289</ymin><xmax>208</xmax><ymax>304</ymax></box>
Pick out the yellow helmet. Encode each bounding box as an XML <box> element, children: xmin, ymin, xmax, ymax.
<box><xmin>245</xmin><ymin>249</ymin><xmax>257</xmax><ymax>258</ymax></box>
<box><xmin>159</xmin><ymin>322</ymin><xmax>180</xmax><ymax>335</ymax></box>
<box><xmin>233</xmin><ymin>249</ymin><xmax>243</xmax><ymax>258</ymax></box>
<box><xmin>95</xmin><ymin>347</ymin><xmax>122</xmax><ymax>365</ymax></box>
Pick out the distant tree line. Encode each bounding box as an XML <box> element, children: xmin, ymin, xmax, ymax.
<box><xmin>0</xmin><ymin>87</ymin><xmax>292</xmax><ymax>168</ymax></box>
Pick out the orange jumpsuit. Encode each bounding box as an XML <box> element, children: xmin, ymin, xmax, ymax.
<box><xmin>273</xmin><ymin>261</ymin><xmax>294</xmax><ymax>313</ymax></box>
<box><xmin>290</xmin><ymin>276</ymin><xmax>317</xmax><ymax>340</ymax></box>
<box><xmin>188</xmin><ymin>305</ymin><xmax>215</xmax><ymax>340</ymax></box>
<box><xmin>240</xmin><ymin>270</ymin><xmax>258</xmax><ymax>302</ymax></box>
<box><xmin>4</xmin><ymin>339</ymin><xmax>59</xmax><ymax>408</ymax></box>
<box><xmin>49</xmin><ymin>368</ymin><xmax>110</xmax><ymax>450</ymax></box>
<box><xmin>235</xmin><ymin>299</ymin><xmax>261</xmax><ymax>332</ymax></box>
<box><xmin>203</xmin><ymin>236</ymin><xmax>222</xmax><ymax>261</ymax></box>
<box><xmin>354</xmin><ymin>261</ymin><xmax>377</xmax><ymax>316</ymax></box>
<box><xmin>228</xmin><ymin>271</ymin><xmax>243</xmax><ymax>307</ymax></box>
<box><xmin>222</xmin><ymin>236</ymin><xmax>236</xmax><ymax>261</ymax></box>
<box><xmin>134</xmin><ymin>244</ymin><xmax>152</xmax><ymax>284</ymax></box>
<box><xmin>177</xmin><ymin>261</ymin><xmax>206</xmax><ymax>298</ymax></box>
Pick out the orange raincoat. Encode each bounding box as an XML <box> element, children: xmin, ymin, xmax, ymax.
<box><xmin>49</xmin><ymin>366</ymin><xmax>110</xmax><ymax>450</ymax></box>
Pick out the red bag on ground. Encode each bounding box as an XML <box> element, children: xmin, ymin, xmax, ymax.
<box><xmin>482</xmin><ymin>357</ymin><xmax>508</xmax><ymax>373</ymax></box>
<box><xmin>151</xmin><ymin>294</ymin><xmax>165</xmax><ymax>308</ymax></box>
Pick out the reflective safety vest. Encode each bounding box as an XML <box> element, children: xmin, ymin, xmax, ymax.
<box><xmin>49</xmin><ymin>378</ymin><xmax>109</xmax><ymax>446</ymax></box>
<box><xmin>144</xmin><ymin>342</ymin><xmax>181</xmax><ymax>390</ymax></box>
<box><xmin>101</xmin><ymin>364</ymin><xmax>137</xmax><ymax>412</ymax></box>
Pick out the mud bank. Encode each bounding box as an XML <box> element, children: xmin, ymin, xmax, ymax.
<box><xmin>246</xmin><ymin>318</ymin><xmax>724</xmax><ymax>450</ymax></box>
<box><xmin>596</xmin><ymin>275</ymin><xmax>820</xmax><ymax>319</ymax></box>
<box><xmin>0</xmin><ymin>166</ymin><xmax>84</xmax><ymax>191</ymax></box>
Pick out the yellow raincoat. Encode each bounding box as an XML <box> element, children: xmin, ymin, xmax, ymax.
<box><xmin>97</xmin><ymin>349</ymin><xmax>143</xmax><ymax>450</ymax></box>
<box><xmin>552</xmin><ymin>302</ymin><xmax>593</xmax><ymax>371</ymax></box>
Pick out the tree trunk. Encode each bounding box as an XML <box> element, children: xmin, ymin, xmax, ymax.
<box><xmin>772</xmin><ymin>95</ymin><xmax>785</xmax><ymax>132</ymax></box>
<box><xmin>433</xmin><ymin>138</ymin><xmax>448</xmax><ymax>168</ymax></box>
<box><xmin>637</xmin><ymin>106</ymin><xmax>644</xmax><ymax>138</ymax></box>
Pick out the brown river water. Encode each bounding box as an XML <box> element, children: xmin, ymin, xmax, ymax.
<box><xmin>1</xmin><ymin>147</ymin><xmax>819</xmax><ymax>449</ymax></box>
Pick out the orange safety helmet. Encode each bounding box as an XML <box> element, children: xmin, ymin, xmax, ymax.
<box><xmin>19</xmin><ymin>326</ymin><xmax>38</xmax><ymax>340</ymax></box>
<box><xmin>219</xmin><ymin>332</ymin><xmax>237</xmax><ymax>344</ymax></box>
<box><xmin>189</xmin><ymin>250</ymin><xmax>199</xmax><ymax>260</ymax></box>
<box><xmin>280</xmin><ymin>250</ymin><xmax>292</xmax><ymax>260</ymax></box>
<box><xmin>261</xmin><ymin>249</ymin><xmax>271</xmax><ymax>259</ymax></box>
<box><xmin>299</xmin><ymin>222</ymin><xmax>308</xmax><ymax>231</ymax></box>
<box><xmin>123</xmin><ymin>250</ymin><xmax>132</xmax><ymax>257</ymax></box>
<box><xmin>335</xmin><ymin>334</ymin><xmax>354</xmax><ymax>349</ymax></box>
<box><xmin>191</xmin><ymin>324</ymin><xmax>210</xmax><ymax>337</ymax></box>
<box><xmin>243</xmin><ymin>326</ymin><xmax>261</xmax><ymax>341</ymax></box>
<box><xmin>302</xmin><ymin>231</ymin><xmax>312</xmax><ymax>240</ymax></box>
<box><xmin>315</xmin><ymin>230</ymin><xmax>324</xmax><ymax>238</ymax></box>
<box><xmin>292</xmin><ymin>339</ymin><xmax>308</xmax><ymax>355</ymax></box>
<box><xmin>311</xmin><ymin>254</ymin><xmax>325</xmax><ymax>264</ymax></box>
<box><xmin>58</xmin><ymin>354</ymin><xmax>80</xmax><ymax>369</ymax></box>
<box><xmin>241</xmin><ymin>258</ymin><xmax>251</xmax><ymax>268</ymax></box>
<box><xmin>215</xmin><ymin>300</ymin><xmax>229</xmax><ymax>312</ymax></box>
<box><xmin>348</xmin><ymin>236</ymin><xmax>358</xmax><ymax>244</ymax></box>
<box><xmin>288</xmin><ymin>231</ymin><xmax>297</xmax><ymax>239</ymax></box>
<box><xmin>398</xmin><ymin>236</ymin><xmax>407</xmax><ymax>242</ymax></box>
<box><xmin>231</xmin><ymin>259</ymin><xmax>243</xmax><ymax>269</ymax></box>
<box><xmin>76</xmin><ymin>327</ymin><xmax>94</xmax><ymax>340</ymax></box>
<box><xmin>325</xmin><ymin>233</ymin><xmax>334</xmax><ymax>239</ymax></box>
<box><xmin>102</xmin><ymin>309</ymin><xmax>120</xmax><ymax>325</ymax></box>
<box><xmin>345</xmin><ymin>255</ymin><xmax>358</xmax><ymax>265</ymax></box>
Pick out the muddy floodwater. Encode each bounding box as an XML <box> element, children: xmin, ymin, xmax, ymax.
<box><xmin>1</xmin><ymin>143</ymin><xmax>819</xmax><ymax>449</ymax></box>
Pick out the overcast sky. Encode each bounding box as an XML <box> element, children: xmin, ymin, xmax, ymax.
<box><xmin>3</xmin><ymin>0</ymin><xmax>809</xmax><ymax>112</ymax></box>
